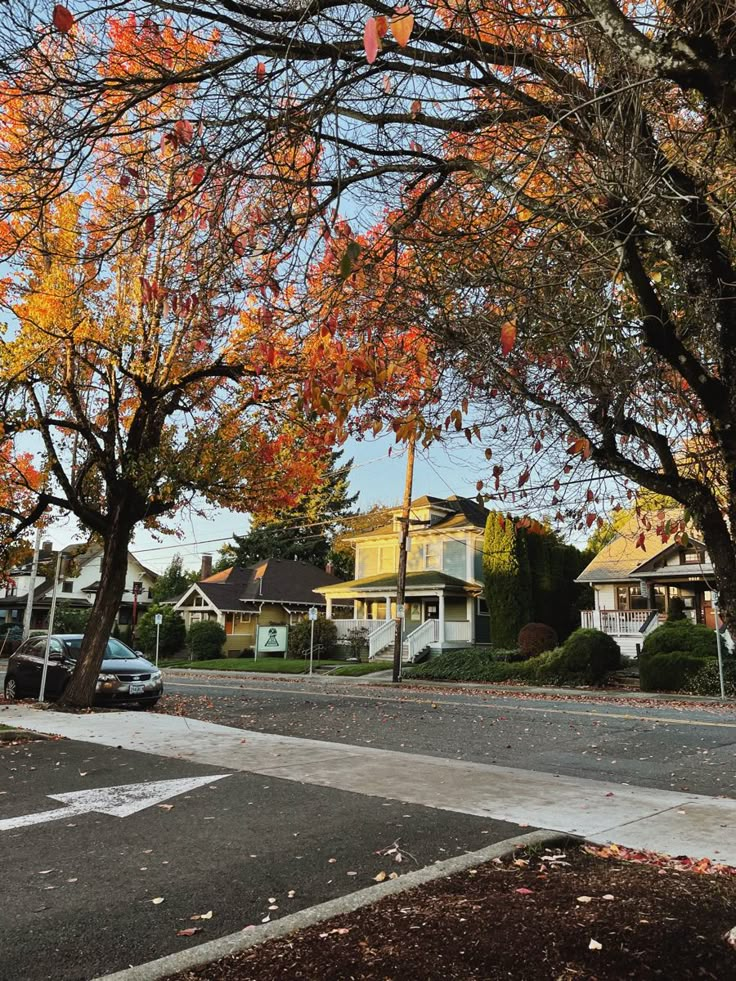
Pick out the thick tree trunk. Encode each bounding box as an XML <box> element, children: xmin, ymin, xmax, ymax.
<box><xmin>56</xmin><ymin>519</ymin><xmax>133</xmax><ymax>710</ymax></box>
<box><xmin>689</xmin><ymin>500</ymin><xmax>736</xmax><ymax>641</ymax></box>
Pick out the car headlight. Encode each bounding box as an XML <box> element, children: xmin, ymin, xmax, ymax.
<box><xmin>150</xmin><ymin>670</ymin><xmax>162</xmax><ymax>682</ymax></box>
<box><xmin>97</xmin><ymin>673</ymin><xmax>118</xmax><ymax>683</ymax></box>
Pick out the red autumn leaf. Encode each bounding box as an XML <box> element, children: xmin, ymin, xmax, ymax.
<box><xmin>176</xmin><ymin>927</ymin><xmax>202</xmax><ymax>937</ymax></box>
<box><xmin>518</xmin><ymin>469</ymin><xmax>530</xmax><ymax>487</ymax></box>
<box><xmin>568</xmin><ymin>436</ymin><xmax>592</xmax><ymax>459</ymax></box>
<box><xmin>52</xmin><ymin>5</ymin><xmax>74</xmax><ymax>33</ymax></box>
<box><xmin>476</xmin><ymin>480</ymin><xmax>484</xmax><ymax>491</ymax></box>
<box><xmin>553</xmin><ymin>479</ymin><xmax>561</xmax><ymax>491</ymax></box>
<box><xmin>119</xmin><ymin>175</ymin><xmax>130</xmax><ymax>190</ymax></box>
<box><xmin>375</xmin><ymin>15</ymin><xmax>389</xmax><ymax>37</ymax></box>
<box><xmin>191</xmin><ymin>164</ymin><xmax>205</xmax><ymax>186</ymax></box>
<box><xmin>233</xmin><ymin>234</ymin><xmax>247</xmax><ymax>257</ymax></box>
<box><xmin>255</xmin><ymin>62</ymin><xmax>267</xmax><ymax>83</ymax></box>
<box><xmin>410</xmin><ymin>99</ymin><xmax>422</xmax><ymax>115</ymax></box>
<box><xmin>586</xmin><ymin>513</ymin><xmax>596</xmax><ymax>528</ymax></box>
<box><xmin>485</xmin><ymin>447</ymin><xmax>493</xmax><ymax>460</ymax></box>
<box><xmin>533</xmin><ymin>439</ymin><xmax>542</xmax><ymax>453</ymax></box>
<box><xmin>174</xmin><ymin>120</ymin><xmax>194</xmax><ymax>146</ymax></box>
<box><xmin>144</xmin><ymin>214</ymin><xmax>156</xmax><ymax>237</ymax></box>
<box><xmin>364</xmin><ymin>18</ymin><xmax>379</xmax><ymax>64</ymax></box>
<box><xmin>391</xmin><ymin>12</ymin><xmax>414</xmax><ymax>46</ymax></box>
<box><xmin>500</xmin><ymin>321</ymin><xmax>516</xmax><ymax>356</ymax></box>
<box><xmin>635</xmin><ymin>532</ymin><xmax>646</xmax><ymax>550</ymax></box>
<box><xmin>515</xmin><ymin>887</ymin><xmax>534</xmax><ymax>895</ymax></box>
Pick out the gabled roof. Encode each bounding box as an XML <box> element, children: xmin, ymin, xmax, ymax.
<box><xmin>577</xmin><ymin>512</ymin><xmax>697</xmax><ymax>583</ymax></box>
<box><xmin>176</xmin><ymin>559</ymin><xmax>347</xmax><ymax>613</ymax></box>
<box><xmin>350</xmin><ymin>495</ymin><xmax>488</xmax><ymax>541</ymax></box>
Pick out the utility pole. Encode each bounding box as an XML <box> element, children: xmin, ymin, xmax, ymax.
<box><xmin>392</xmin><ymin>433</ymin><xmax>416</xmax><ymax>683</ymax></box>
<box><xmin>22</xmin><ymin>525</ymin><xmax>43</xmax><ymax>641</ymax></box>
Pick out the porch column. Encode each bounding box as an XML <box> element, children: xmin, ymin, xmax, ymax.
<box><xmin>467</xmin><ymin>596</ymin><xmax>475</xmax><ymax>642</ymax></box>
<box><xmin>326</xmin><ymin>596</ymin><xmax>333</xmax><ymax>619</ymax></box>
<box><xmin>385</xmin><ymin>595</ymin><xmax>392</xmax><ymax>619</ymax></box>
<box><xmin>438</xmin><ymin>592</ymin><xmax>445</xmax><ymax>644</ymax></box>
<box><xmin>353</xmin><ymin>599</ymin><xmax>359</xmax><ymax>618</ymax></box>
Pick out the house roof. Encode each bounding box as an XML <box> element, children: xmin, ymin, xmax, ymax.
<box><xmin>177</xmin><ymin>559</ymin><xmax>348</xmax><ymax>613</ymax></box>
<box><xmin>576</xmin><ymin>512</ymin><xmax>698</xmax><ymax>583</ymax></box>
<box><xmin>316</xmin><ymin>570</ymin><xmax>481</xmax><ymax>595</ymax></box>
<box><xmin>349</xmin><ymin>495</ymin><xmax>488</xmax><ymax>542</ymax></box>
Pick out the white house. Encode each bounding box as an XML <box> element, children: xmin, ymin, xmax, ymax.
<box><xmin>577</xmin><ymin>514</ymin><xmax>720</xmax><ymax>657</ymax></box>
<box><xmin>0</xmin><ymin>539</ymin><xmax>158</xmax><ymax>631</ymax></box>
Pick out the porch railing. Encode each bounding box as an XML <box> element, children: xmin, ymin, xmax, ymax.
<box><xmin>332</xmin><ymin>618</ymin><xmax>377</xmax><ymax>641</ymax></box>
<box><xmin>368</xmin><ymin>619</ymin><xmax>397</xmax><ymax>659</ymax></box>
<box><xmin>406</xmin><ymin>618</ymin><xmax>439</xmax><ymax>661</ymax></box>
<box><xmin>444</xmin><ymin>620</ymin><xmax>471</xmax><ymax>643</ymax></box>
<box><xmin>581</xmin><ymin>609</ymin><xmax>659</xmax><ymax>634</ymax></box>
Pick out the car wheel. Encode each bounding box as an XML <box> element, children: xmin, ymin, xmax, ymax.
<box><xmin>4</xmin><ymin>676</ymin><xmax>19</xmax><ymax>700</ymax></box>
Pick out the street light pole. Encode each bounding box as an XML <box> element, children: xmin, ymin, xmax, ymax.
<box><xmin>392</xmin><ymin>434</ymin><xmax>416</xmax><ymax>684</ymax></box>
<box><xmin>713</xmin><ymin>590</ymin><xmax>726</xmax><ymax>699</ymax></box>
<box><xmin>39</xmin><ymin>549</ymin><xmax>63</xmax><ymax>703</ymax></box>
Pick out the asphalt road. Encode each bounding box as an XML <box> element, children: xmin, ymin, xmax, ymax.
<box><xmin>0</xmin><ymin>734</ymin><xmax>523</xmax><ymax>981</ymax></box>
<box><xmin>160</xmin><ymin>675</ymin><xmax>736</xmax><ymax>799</ymax></box>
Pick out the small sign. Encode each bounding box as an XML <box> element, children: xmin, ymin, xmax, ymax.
<box><xmin>154</xmin><ymin>613</ymin><xmax>163</xmax><ymax>626</ymax></box>
<box><xmin>712</xmin><ymin>590</ymin><xmax>719</xmax><ymax>606</ymax></box>
<box><xmin>308</xmin><ymin>606</ymin><xmax>318</xmax><ymax>621</ymax></box>
<box><xmin>397</xmin><ymin>603</ymin><xmax>405</xmax><ymax>618</ymax></box>
<box><xmin>256</xmin><ymin>624</ymin><xmax>288</xmax><ymax>654</ymax></box>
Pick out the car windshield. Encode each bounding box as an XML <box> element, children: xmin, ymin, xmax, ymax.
<box><xmin>62</xmin><ymin>637</ymin><xmax>137</xmax><ymax>660</ymax></box>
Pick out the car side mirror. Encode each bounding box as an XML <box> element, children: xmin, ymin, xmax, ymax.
<box><xmin>135</xmin><ymin>650</ymin><xmax>144</xmax><ymax>657</ymax></box>
<box><xmin>48</xmin><ymin>651</ymin><xmax>64</xmax><ymax>661</ymax></box>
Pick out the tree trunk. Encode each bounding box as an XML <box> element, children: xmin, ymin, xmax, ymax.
<box><xmin>56</xmin><ymin>519</ymin><xmax>132</xmax><ymax>710</ymax></box>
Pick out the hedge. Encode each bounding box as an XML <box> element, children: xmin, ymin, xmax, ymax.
<box><xmin>641</xmin><ymin>621</ymin><xmax>717</xmax><ymax>660</ymax></box>
<box><xmin>186</xmin><ymin>620</ymin><xmax>226</xmax><ymax>661</ymax></box>
<box><xmin>639</xmin><ymin>651</ymin><xmax>709</xmax><ymax>692</ymax></box>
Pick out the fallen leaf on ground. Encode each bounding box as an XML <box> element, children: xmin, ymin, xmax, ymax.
<box><xmin>515</xmin><ymin>887</ymin><xmax>534</xmax><ymax>895</ymax></box>
<box><xmin>158</xmin><ymin>804</ymin><xmax>174</xmax><ymax>811</ymax></box>
<box><xmin>287</xmin><ymin>890</ymin><xmax>296</xmax><ymax>898</ymax></box>
<box><xmin>602</xmin><ymin>894</ymin><xmax>615</xmax><ymax>900</ymax></box>
<box><xmin>589</xmin><ymin>939</ymin><xmax>602</xmax><ymax>950</ymax></box>
<box><xmin>374</xmin><ymin>871</ymin><xmax>387</xmax><ymax>882</ymax></box>
<box><xmin>176</xmin><ymin>927</ymin><xmax>201</xmax><ymax>937</ymax></box>
<box><xmin>576</xmin><ymin>896</ymin><xmax>593</xmax><ymax>903</ymax></box>
<box><xmin>151</xmin><ymin>897</ymin><xmax>164</xmax><ymax>905</ymax></box>
<box><xmin>38</xmin><ymin>870</ymin><xmax>55</xmax><ymax>875</ymax></box>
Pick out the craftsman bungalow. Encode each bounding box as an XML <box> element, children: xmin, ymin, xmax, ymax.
<box><xmin>577</xmin><ymin>514</ymin><xmax>721</xmax><ymax>657</ymax></box>
<box><xmin>173</xmin><ymin>557</ymin><xmax>349</xmax><ymax>656</ymax></box>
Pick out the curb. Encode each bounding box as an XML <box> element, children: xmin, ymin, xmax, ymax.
<box><xmin>94</xmin><ymin>829</ymin><xmax>568</xmax><ymax>981</ymax></box>
<box><xmin>162</xmin><ymin>668</ymin><xmax>735</xmax><ymax>705</ymax></box>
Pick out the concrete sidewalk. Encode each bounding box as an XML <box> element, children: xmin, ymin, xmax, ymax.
<box><xmin>3</xmin><ymin>704</ymin><xmax>735</xmax><ymax>865</ymax></box>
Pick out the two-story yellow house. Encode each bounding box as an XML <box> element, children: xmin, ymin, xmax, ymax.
<box><xmin>315</xmin><ymin>495</ymin><xmax>489</xmax><ymax>661</ymax></box>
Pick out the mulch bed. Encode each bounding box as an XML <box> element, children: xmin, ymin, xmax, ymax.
<box><xmin>169</xmin><ymin>845</ymin><xmax>736</xmax><ymax>980</ymax></box>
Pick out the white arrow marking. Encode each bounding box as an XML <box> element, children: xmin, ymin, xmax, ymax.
<box><xmin>0</xmin><ymin>774</ymin><xmax>230</xmax><ymax>831</ymax></box>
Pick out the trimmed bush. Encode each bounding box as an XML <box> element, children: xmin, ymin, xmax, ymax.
<box><xmin>404</xmin><ymin>649</ymin><xmax>531</xmax><ymax>683</ymax></box>
<box><xmin>639</xmin><ymin>651</ymin><xmax>709</xmax><ymax>692</ymax></box>
<box><xmin>641</xmin><ymin>621</ymin><xmax>717</xmax><ymax>660</ymax></box>
<box><xmin>186</xmin><ymin>620</ymin><xmax>226</xmax><ymax>660</ymax></box>
<box><xmin>518</xmin><ymin>623</ymin><xmax>558</xmax><ymax>659</ymax></box>
<box><xmin>689</xmin><ymin>658</ymin><xmax>736</xmax><ymax>697</ymax></box>
<box><xmin>561</xmin><ymin>628</ymin><xmax>621</xmax><ymax>683</ymax></box>
<box><xmin>287</xmin><ymin>616</ymin><xmax>338</xmax><ymax>658</ymax></box>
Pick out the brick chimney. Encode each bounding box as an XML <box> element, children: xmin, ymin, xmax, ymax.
<box><xmin>325</xmin><ymin>560</ymin><xmax>334</xmax><ymax>576</ymax></box>
<box><xmin>200</xmin><ymin>554</ymin><xmax>213</xmax><ymax>579</ymax></box>
<box><xmin>42</xmin><ymin>541</ymin><xmax>53</xmax><ymax>554</ymax></box>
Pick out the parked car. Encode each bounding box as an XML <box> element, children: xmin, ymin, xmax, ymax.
<box><xmin>3</xmin><ymin>634</ymin><xmax>163</xmax><ymax>707</ymax></box>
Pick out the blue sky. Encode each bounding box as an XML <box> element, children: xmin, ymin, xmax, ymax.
<box><xmin>129</xmin><ymin>431</ymin><xmax>489</xmax><ymax>573</ymax></box>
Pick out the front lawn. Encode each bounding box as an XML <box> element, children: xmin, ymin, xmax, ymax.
<box><xmin>161</xmin><ymin>657</ymin><xmax>344</xmax><ymax>674</ymax></box>
<box><xmin>328</xmin><ymin>662</ymin><xmax>391</xmax><ymax>676</ymax></box>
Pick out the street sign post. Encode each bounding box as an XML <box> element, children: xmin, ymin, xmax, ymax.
<box><xmin>712</xmin><ymin>591</ymin><xmax>726</xmax><ymax>698</ymax></box>
<box><xmin>154</xmin><ymin>612</ymin><xmax>163</xmax><ymax>667</ymax></box>
<box><xmin>308</xmin><ymin>606</ymin><xmax>318</xmax><ymax>675</ymax></box>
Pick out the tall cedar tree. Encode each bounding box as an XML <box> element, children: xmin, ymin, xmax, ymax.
<box><xmin>150</xmin><ymin>555</ymin><xmax>198</xmax><ymax>602</ymax></box>
<box><xmin>483</xmin><ymin>512</ymin><xmax>532</xmax><ymax>648</ymax></box>
<box><xmin>224</xmin><ymin>450</ymin><xmax>358</xmax><ymax>575</ymax></box>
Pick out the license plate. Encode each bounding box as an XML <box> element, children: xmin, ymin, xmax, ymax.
<box><xmin>128</xmin><ymin>683</ymin><xmax>145</xmax><ymax>695</ymax></box>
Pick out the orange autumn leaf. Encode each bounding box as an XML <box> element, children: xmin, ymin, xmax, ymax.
<box><xmin>52</xmin><ymin>5</ymin><xmax>74</xmax><ymax>33</ymax></box>
<box><xmin>255</xmin><ymin>62</ymin><xmax>267</xmax><ymax>83</ymax></box>
<box><xmin>375</xmin><ymin>15</ymin><xmax>389</xmax><ymax>38</ymax></box>
<box><xmin>500</xmin><ymin>321</ymin><xmax>516</xmax><ymax>356</ymax></box>
<box><xmin>391</xmin><ymin>12</ymin><xmax>414</xmax><ymax>47</ymax></box>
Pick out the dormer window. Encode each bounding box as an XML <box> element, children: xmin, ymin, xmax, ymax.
<box><xmin>682</xmin><ymin>548</ymin><xmax>704</xmax><ymax>565</ymax></box>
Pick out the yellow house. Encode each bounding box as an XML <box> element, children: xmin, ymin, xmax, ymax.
<box><xmin>173</xmin><ymin>559</ymin><xmax>349</xmax><ymax>656</ymax></box>
<box><xmin>315</xmin><ymin>495</ymin><xmax>488</xmax><ymax>662</ymax></box>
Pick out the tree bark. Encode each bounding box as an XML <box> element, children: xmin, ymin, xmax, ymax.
<box><xmin>56</xmin><ymin>517</ymin><xmax>133</xmax><ymax>710</ymax></box>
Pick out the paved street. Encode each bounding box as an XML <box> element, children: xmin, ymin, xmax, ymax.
<box><xmin>0</xmin><ymin>732</ymin><xmax>517</xmax><ymax>981</ymax></box>
<box><xmin>160</xmin><ymin>673</ymin><xmax>736</xmax><ymax>799</ymax></box>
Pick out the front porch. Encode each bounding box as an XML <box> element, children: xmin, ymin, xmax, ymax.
<box><xmin>318</xmin><ymin>571</ymin><xmax>483</xmax><ymax>662</ymax></box>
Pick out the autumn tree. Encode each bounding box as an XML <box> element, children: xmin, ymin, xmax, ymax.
<box><xmin>5</xmin><ymin>4</ymin><xmax>736</xmax><ymax>636</ymax></box>
<box><xmin>149</xmin><ymin>554</ymin><xmax>197</xmax><ymax>602</ymax></box>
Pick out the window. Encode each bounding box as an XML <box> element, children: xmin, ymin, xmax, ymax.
<box><xmin>473</xmin><ymin>545</ymin><xmax>483</xmax><ymax>582</ymax></box>
<box><xmin>239</xmin><ymin>612</ymin><xmax>252</xmax><ymax>623</ymax></box>
<box><xmin>424</xmin><ymin>540</ymin><xmax>440</xmax><ymax>570</ymax></box>
<box><xmin>443</xmin><ymin>539</ymin><xmax>466</xmax><ymax>579</ymax></box>
<box><xmin>62</xmin><ymin>581</ymin><xmax>73</xmax><ymax>593</ymax></box>
<box><xmin>357</xmin><ymin>546</ymin><xmax>379</xmax><ymax>578</ymax></box>
<box><xmin>682</xmin><ymin>548</ymin><xmax>705</xmax><ymax>565</ymax></box>
<box><xmin>378</xmin><ymin>544</ymin><xmax>396</xmax><ymax>573</ymax></box>
<box><xmin>476</xmin><ymin>596</ymin><xmax>489</xmax><ymax>616</ymax></box>
<box><xmin>407</xmin><ymin>539</ymin><xmax>424</xmax><ymax>572</ymax></box>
